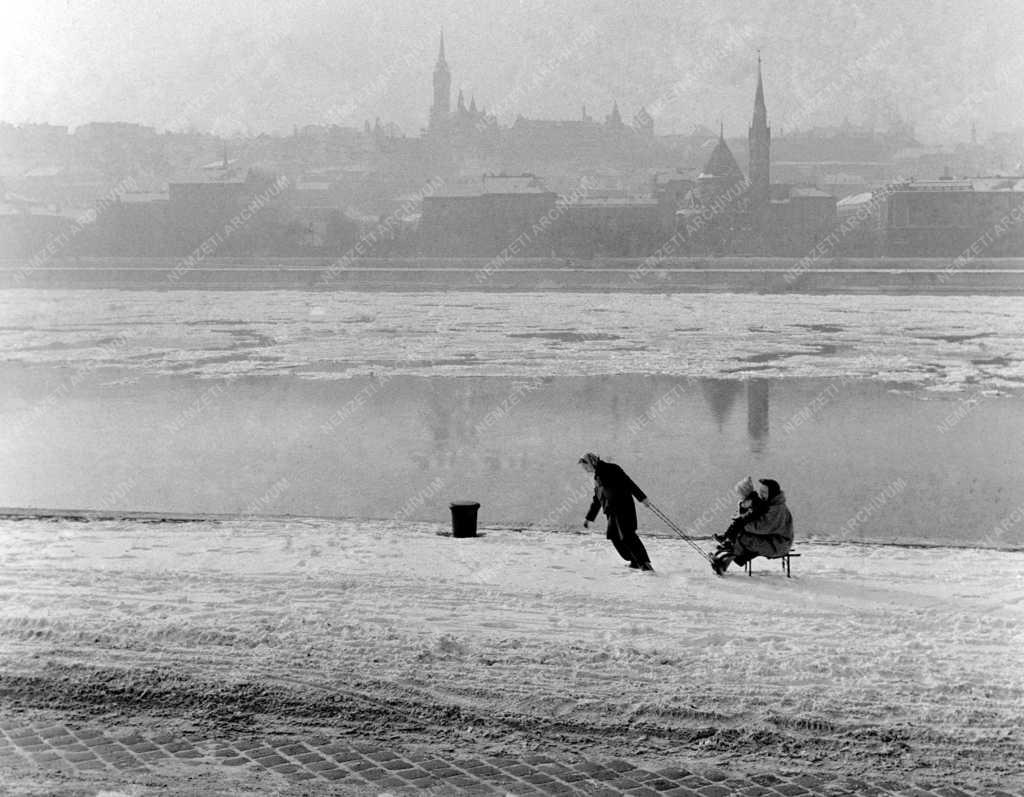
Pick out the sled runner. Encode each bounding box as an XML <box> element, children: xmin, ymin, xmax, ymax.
<box><xmin>744</xmin><ymin>551</ymin><xmax>800</xmax><ymax>577</ymax></box>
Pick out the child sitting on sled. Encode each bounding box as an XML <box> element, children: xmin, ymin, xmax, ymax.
<box><xmin>713</xmin><ymin>476</ymin><xmax>764</xmax><ymax>547</ymax></box>
<box><xmin>711</xmin><ymin>477</ymin><xmax>793</xmax><ymax>575</ymax></box>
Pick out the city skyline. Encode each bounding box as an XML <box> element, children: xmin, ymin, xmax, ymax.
<box><xmin>2</xmin><ymin>0</ymin><xmax>1023</xmax><ymax>143</ymax></box>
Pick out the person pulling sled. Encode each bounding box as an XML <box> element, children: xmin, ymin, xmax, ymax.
<box><xmin>579</xmin><ymin>453</ymin><xmax>654</xmax><ymax>572</ymax></box>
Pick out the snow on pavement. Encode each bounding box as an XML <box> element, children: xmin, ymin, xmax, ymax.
<box><xmin>1</xmin><ymin>517</ymin><xmax>1022</xmax><ymax>789</ymax></box>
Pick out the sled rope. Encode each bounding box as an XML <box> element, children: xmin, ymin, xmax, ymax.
<box><xmin>646</xmin><ymin>501</ymin><xmax>715</xmax><ymax>563</ymax></box>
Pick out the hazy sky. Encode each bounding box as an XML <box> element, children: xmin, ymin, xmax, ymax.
<box><xmin>2</xmin><ymin>0</ymin><xmax>1022</xmax><ymax>142</ymax></box>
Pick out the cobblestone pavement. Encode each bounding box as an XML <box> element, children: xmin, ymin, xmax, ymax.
<box><xmin>0</xmin><ymin>721</ymin><xmax>1019</xmax><ymax>796</ymax></box>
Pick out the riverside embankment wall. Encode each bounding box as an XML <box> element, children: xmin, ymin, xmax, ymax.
<box><xmin>2</xmin><ymin>257</ymin><xmax>1024</xmax><ymax>293</ymax></box>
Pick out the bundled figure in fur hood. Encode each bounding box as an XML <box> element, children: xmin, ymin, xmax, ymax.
<box><xmin>711</xmin><ymin>477</ymin><xmax>793</xmax><ymax>575</ymax></box>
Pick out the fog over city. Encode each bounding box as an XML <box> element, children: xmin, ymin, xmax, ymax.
<box><xmin>3</xmin><ymin>0</ymin><xmax>1023</xmax><ymax>140</ymax></box>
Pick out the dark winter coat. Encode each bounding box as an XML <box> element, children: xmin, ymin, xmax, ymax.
<box><xmin>738</xmin><ymin>490</ymin><xmax>793</xmax><ymax>557</ymax></box>
<box><xmin>585</xmin><ymin>461</ymin><xmax>647</xmax><ymax>533</ymax></box>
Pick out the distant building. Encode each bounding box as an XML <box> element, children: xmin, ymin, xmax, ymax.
<box><xmin>0</xmin><ymin>199</ymin><xmax>90</xmax><ymax>258</ymax></box>
<box><xmin>419</xmin><ymin>56</ymin><xmax>843</xmax><ymax>258</ymax></box>
<box><xmin>427</xmin><ymin>32</ymin><xmax>492</xmax><ymax>143</ymax></box>
<box><xmin>765</xmin><ymin>185</ymin><xmax>837</xmax><ymax>255</ymax></box>
<box><xmin>834</xmin><ymin>190</ymin><xmax>884</xmax><ymax>255</ymax></box>
<box><xmin>423</xmin><ymin>32</ymin><xmax>654</xmax><ymax>175</ymax></box>
<box><xmin>675</xmin><ymin>126</ymin><xmax>751</xmax><ymax>254</ymax></box>
<box><xmin>100</xmin><ymin>190</ymin><xmax>170</xmax><ymax>255</ymax></box>
<box><xmin>419</xmin><ymin>173</ymin><xmax>558</xmax><ymax>255</ymax></box>
<box><xmin>674</xmin><ymin>58</ymin><xmax>836</xmax><ymax>256</ymax></box>
<box><xmin>166</xmin><ymin>169</ymin><xmax>286</xmax><ymax>254</ymax></box>
<box><xmin>878</xmin><ymin>177</ymin><xmax>1024</xmax><ymax>257</ymax></box>
<box><xmin>830</xmin><ymin>176</ymin><xmax>1024</xmax><ymax>257</ymax></box>
<box><xmin>17</xmin><ymin>164</ymin><xmax>108</xmax><ymax>207</ymax></box>
<box><xmin>819</xmin><ymin>173</ymin><xmax>873</xmax><ymax>200</ymax></box>
<box><xmin>420</xmin><ymin>169</ymin><xmax>671</xmax><ymax>258</ymax></box>
<box><xmin>651</xmin><ymin>172</ymin><xmax>695</xmax><ymax>229</ymax></box>
<box><xmin>559</xmin><ymin>195</ymin><xmax>662</xmax><ymax>257</ymax></box>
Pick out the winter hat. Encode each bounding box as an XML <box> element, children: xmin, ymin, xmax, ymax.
<box><xmin>734</xmin><ymin>476</ymin><xmax>755</xmax><ymax>499</ymax></box>
<box><xmin>758</xmin><ymin>478</ymin><xmax>781</xmax><ymax>499</ymax></box>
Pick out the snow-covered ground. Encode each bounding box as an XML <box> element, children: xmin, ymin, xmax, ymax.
<box><xmin>1</xmin><ymin>517</ymin><xmax>1022</xmax><ymax>790</ymax></box>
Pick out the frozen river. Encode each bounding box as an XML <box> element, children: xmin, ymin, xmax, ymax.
<box><xmin>1</xmin><ymin>290</ymin><xmax>1022</xmax><ymax>548</ymax></box>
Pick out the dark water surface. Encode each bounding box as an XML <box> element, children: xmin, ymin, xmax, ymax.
<box><xmin>2</xmin><ymin>368</ymin><xmax>1021</xmax><ymax>548</ymax></box>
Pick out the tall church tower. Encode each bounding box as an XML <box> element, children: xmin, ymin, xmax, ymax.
<box><xmin>430</xmin><ymin>31</ymin><xmax>451</xmax><ymax>127</ymax></box>
<box><xmin>748</xmin><ymin>52</ymin><xmax>771</xmax><ymax>210</ymax></box>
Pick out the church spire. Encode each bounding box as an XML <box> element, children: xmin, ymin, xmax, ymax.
<box><xmin>748</xmin><ymin>51</ymin><xmax>771</xmax><ymax>212</ymax></box>
<box><xmin>608</xmin><ymin>100</ymin><xmax>622</xmax><ymax>126</ymax></box>
<box><xmin>753</xmin><ymin>50</ymin><xmax>767</xmax><ymax>128</ymax></box>
<box><xmin>430</xmin><ymin>29</ymin><xmax>451</xmax><ymax>127</ymax></box>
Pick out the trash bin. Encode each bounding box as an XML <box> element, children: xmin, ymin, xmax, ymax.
<box><xmin>450</xmin><ymin>501</ymin><xmax>480</xmax><ymax>538</ymax></box>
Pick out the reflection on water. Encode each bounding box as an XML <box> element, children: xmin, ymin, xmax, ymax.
<box><xmin>1</xmin><ymin>369</ymin><xmax>1022</xmax><ymax>548</ymax></box>
<box><xmin>692</xmin><ymin>377</ymin><xmax>770</xmax><ymax>452</ymax></box>
<box><xmin>747</xmin><ymin>379</ymin><xmax>770</xmax><ymax>453</ymax></box>
<box><xmin>701</xmin><ymin>379</ymin><xmax>743</xmax><ymax>432</ymax></box>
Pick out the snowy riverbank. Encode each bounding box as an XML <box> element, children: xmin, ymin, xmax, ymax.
<box><xmin>1</xmin><ymin>516</ymin><xmax>1022</xmax><ymax>793</ymax></box>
